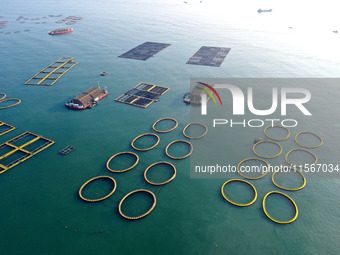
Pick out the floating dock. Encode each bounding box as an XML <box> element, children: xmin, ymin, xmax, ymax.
<box><xmin>25</xmin><ymin>57</ymin><xmax>78</xmax><ymax>86</ymax></box>
<box><xmin>186</xmin><ymin>46</ymin><xmax>231</xmax><ymax>67</ymax></box>
<box><xmin>0</xmin><ymin>121</ymin><xmax>16</xmax><ymax>136</ymax></box>
<box><xmin>115</xmin><ymin>82</ymin><xmax>170</xmax><ymax>108</ymax></box>
<box><xmin>0</xmin><ymin>131</ymin><xmax>55</xmax><ymax>174</ymax></box>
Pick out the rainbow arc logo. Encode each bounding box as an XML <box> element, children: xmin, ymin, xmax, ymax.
<box><xmin>196</xmin><ymin>82</ymin><xmax>222</xmax><ymax>106</ymax></box>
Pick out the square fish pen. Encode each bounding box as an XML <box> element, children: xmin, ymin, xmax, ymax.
<box><xmin>25</xmin><ymin>57</ymin><xmax>78</xmax><ymax>86</ymax></box>
<box><xmin>0</xmin><ymin>131</ymin><xmax>55</xmax><ymax>174</ymax></box>
<box><xmin>186</xmin><ymin>46</ymin><xmax>231</xmax><ymax>67</ymax></box>
<box><xmin>115</xmin><ymin>82</ymin><xmax>170</xmax><ymax>108</ymax></box>
<box><xmin>0</xmin><ymin>121</ymin><xmax>15</xmax><ymax>136</ymax></box>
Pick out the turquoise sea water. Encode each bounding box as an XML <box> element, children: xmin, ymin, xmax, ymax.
<box><xmin>1</xmin><ymin>0</ymin><xmax>340</xmax><ymax>254</ymax></box>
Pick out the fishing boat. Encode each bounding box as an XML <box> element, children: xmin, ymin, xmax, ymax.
<box><xmin>100</xmin><ymin>71</ymin><xmax>108</xmax><ymax>76</ymax></box>
<box><xmin>48</xmin><ymin>28</ymin><xmax>73</xmax><ymax>35</ymax></box>
<box><xmin>65</xmin><ymin>87</ymin><xmax>108</xmax><ymax>110</ymax></box>
<box><xmin>257</xmin><ymin>8</ymin><xmax>272</xmax><ymax>13</ymax></box>
<box><xmin>183</xmin><ymin>83</ymin><xmax>213</xmax><ymax>105</ymax></box>
<box><xmin>183</xmin><ymin>91</ymin><xmax>191</xmax><ymax>104</ymax></box>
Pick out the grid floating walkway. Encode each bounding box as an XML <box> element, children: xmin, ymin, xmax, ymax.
<box><xmin>25</xmin><ymin>57</ymin><xmax>78</xmax><ymax>86</ymax></box>
<box><xmin>0</xmin><ymin>131</ymin><xmax>55</xmax><ymax>174</ymax></box>
<box><xmin>115</xmin><ymin>82</ymin><xmax>170</xmax><ymax>108</ymax></box>
<box><xmin>59</xmin><ymin>146</ymin><xmax>75</xmax><ymax>155</ymax></box>
<box><xmin>118</xmin><ymin>42</ymin><xmax>171</xmax><ymax>61</ymax></box>
<box><xmin>0</xmin><ymin>121</ymin><xmax>16</xmax><ymax>136</ymax></box>
<box><xmin>186</xmin><ymin>46</ymin><xmax>231</xmax><ymax>67</ymax></box>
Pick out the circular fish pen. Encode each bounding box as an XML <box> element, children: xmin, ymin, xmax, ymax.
<box><xmin>152</xmin><ymin>118</ymin><xmax>178</xmax><ymax>133</ymax></box>
<box><xmin>285</xmin><ymin>148</ymin><xmax>317</xmax><ymax>167</ymax></box>
<box><xmin>262</xmin><ymin>191</ymin><xmax>298</xmax><ymax>224</ymax></box>
<box><xmin>295</xmin><ymin>131</ymin><xmax>323</xmax><ymax>149</ymax></box>
<box><xmin>144</xmin><ymin>161</ymin><xmax>176</xmax><ymax>186</ymax></box>
<box><xmin>106</xmin><ymin>151</ymin><xmax>139</xmax><ymax>173</ymax></box>
<box><xmin>165</xmin><ymin>140</ymin><xmax>193</xmax><ymax>159</ymax></box>
<box><xmin>272</xmin><ymin>168</ymin><xmax>306</xmax><ymax>191</ymax></box>
<box><xmin>0</xmin><ymin>98</ymin><xmax>21</xmax><ymax>110</ymax></box>
<box><xmin>237</xmin><ymin>158</ymin><xmax>270</xmax><ymax>179</ymax></box>
<box><xmin>264</xmin><ymin>125</ymin><xmax>290</xmax><ymax>141</ymax></box>
<box><xmin>0</xmin><ymin>93</ymin><xmax>6</xmax><ymax>101</ymax></box>
<box><xmin>182</xmin><ymin>122</ymin><xmax>208</xmax><ymax>139</ymax></box>
<box><xmin>252</xmin><ymin>140</ymin><xmax>283</xmax><ymax>159</ymax></box>
<box><xmin>131</xmin><ymin>133</ymin><xmax>160</xmax><ymax>151</ymax></box>
<box><xmin>118</xmin><ymin>189</ymin><xmax>156</xmax><ymax>220</ymax></box>
<box><xmin>221</xmin><ymin>179</ymin><xmax>257</xmax><ymax>207</ymax></box>
<box><xmin>79</xmin><ymin>176</ymin><xmax>117</xmax><ymax>202</ymax></box>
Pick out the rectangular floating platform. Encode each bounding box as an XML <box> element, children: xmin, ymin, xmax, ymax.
<box><xmin>25</xmin><ymin>57</ymin><xmax>78</xmax><ymax>86</ymax></box>
<box><xmin>0</xmin><ymin>131</ymin><xmax>55</xmax><ymax>174</ymax></box>
<box><xmin>115</xmin><ymin>82</ymin><xmax>170</xmax><ymax>108</ymax></box>
<box><xmin>0</xmin><ymin>121</ymin><xmax>15</xmax><ymax>137</ymax></box>
<box><xmin>59</xmin><ymin>146</ymin><xmax>75</xmax><ymax>155</ymax></box>
<box><xmin>186</xmin><ymin>46</ymin><xmax>231</xmax><ymax>67</ymax></box>
<box><xmin>118</xmin><ymin>42</ymin><xmax>171</xmax><ymax>61</ymax></box>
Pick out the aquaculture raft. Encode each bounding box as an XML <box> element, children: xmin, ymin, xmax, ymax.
<box><xmin>0</xmin><ymin>121</ymin><xmax>16</xmax><ymax>136</ymax></box>
<box><xmin>55</xmin><ymin>16</ymin><xmax>83</xmax><ymax>25</ymax></box>
<box><xmin>0</xmin><ymin>131</ymin><xmax>55</xmax><ymax>174</ymax></box>
<box><xmin>186</xmin><ymin>46</ymin><xmax>231</xmax><ymax>67</ymax></box>
<box><xmin>115</xmin><ymin>82</ymin><xmax>170</xmax><ymax>108</ymax></box>
<box><xmin>25</xmin><ymin>57</ymin><xmax>78</xmax><ymax>86</ymax></box>
<box><xmin>118</xmin><ymin>42</ymin><xmax>171</xmax><ymax>61</ymax></box>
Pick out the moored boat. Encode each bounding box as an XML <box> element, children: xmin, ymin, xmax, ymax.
<box><xmin>183</xmin><ymin>83</ymin><xmax>214</xmax><ymax>105</ymax></box>
<box><xmin>65</xmin><ymin>87</ymin><xmax>108</xmax><ymax>110</ymax></box>
<box><xmin>48</xmin><ymin>28</ymin><xmax>73</xmax><ymax>35</ymax></box>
